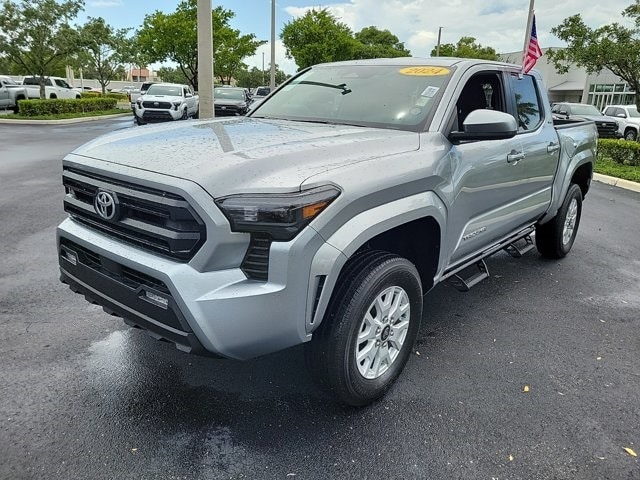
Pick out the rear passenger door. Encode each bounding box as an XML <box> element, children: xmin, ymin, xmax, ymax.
<box><xmin>506</xmin><ymin>72</ymin><xmax>559</xmax><ymax>218</ymax></box>
<box><xmin>0</xmin><ymin>80</ymin><xmax>9</xmax><ymax>108</ymax></box>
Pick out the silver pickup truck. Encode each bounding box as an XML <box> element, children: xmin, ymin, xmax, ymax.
<box><xmin>57</xmin><ymin>58</ymin><xmax>597</xmax><ymax>406</ymax></box>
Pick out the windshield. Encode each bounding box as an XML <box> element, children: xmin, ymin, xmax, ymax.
<box><xmin>1</xmin><ymin>77</ymin><xmax>17</xmax><ymax>85</ymax></box>
<box><xmin>214</xmin><ymin>88</ymin><xmax>245</xmax><ymax>100</ymax></box>
<box><xmin>146</xmin><ymin>85</ymin><xmax>182</xmax><ymax>96</ymax></box>
<box><xmin>251</xmin><ymin>64</ymin><xmax>452</xmax><ymax>131</ymax></box>
<box><xmin>571</xmin><ymin>104</ymin><xmax>602</xmax><ymax>116</ymax></box>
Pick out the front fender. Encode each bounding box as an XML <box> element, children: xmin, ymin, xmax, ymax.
<box><xmin>305</xmin><ymin>191</ymin><xmax>446</xmax><ymax>334</ymax></box>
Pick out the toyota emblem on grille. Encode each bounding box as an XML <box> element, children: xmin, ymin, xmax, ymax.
<box><xmin>154</xmin><ymin>102</ymin><xmax>159</xmax><ymax>106</ymax></box>
<box><xmin>94</xmin><ymin>190</ymin><xmax>118</xmax><ymax>221</ymax></box>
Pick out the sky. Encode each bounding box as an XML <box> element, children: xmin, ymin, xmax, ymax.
<box><xmin>80</xmin><ymin>0</ymin><xmax>637</xmax><ymax>75</ymax></box>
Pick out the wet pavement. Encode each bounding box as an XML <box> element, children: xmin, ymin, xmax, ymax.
<box><xmin>0</xmin><ymin>118</ymin><xmax>639</xmax><ymax>479</ymax></box>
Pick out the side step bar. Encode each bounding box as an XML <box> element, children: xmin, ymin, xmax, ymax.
<box><xmin>504</xmin><ymin>234</ymin><xmax>534</xmax><ymax>258</ymax></box>
<box><xmin>443</xmin><ymin>226</ymin><xmax>536</xmax><ymax>292</ymax></box>
<box><xmin>448</xmin><ymin>259</ymin><xmax>489</xmax><ymax>292</ymax></box>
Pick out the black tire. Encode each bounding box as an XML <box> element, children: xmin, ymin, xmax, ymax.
<box><xmin>181</xmin><ymin>108</ymin><xmax>188</xmax><ymax>120</ymax></box>
<box><xmin>305</xmin><ymin>250</ymin><xmax>423</xmax><ymax>406</ymax></box>
<box><xmin>12</xmin><ymin>96</ymin><xmax>24</xmax><ymax>114</ymax></box>
<box><xmin>134</xmin><ymin>116</ymin><xmax>144</xmax><ymax>126</ymax></box>
<box><xmin>624</xmin><ymin>129</ymin><xmax>637</xmax><ymax>141</ymax></box>
<box><xmin>49</xmin><ymin>94</ymin><xmax>57</xmax><ymax>99</ymax></box>
<box><xmin>535</xmin><ymin>183</ymin><xmax>583</xmax><ymax>259</ymax></box>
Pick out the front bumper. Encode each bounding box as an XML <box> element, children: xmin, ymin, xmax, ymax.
<box><xmin>57</xmin><ymin>217</ymin><xmax>325</xmax><ymax>360</ymax></box>
<box><xmin>136</xmin><ymin>107</ymin><xmax>182</xmax><ymax>123</ymax></box>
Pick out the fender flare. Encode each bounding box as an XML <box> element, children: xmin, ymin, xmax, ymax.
<box><xmin>305</xmin><ymin>191</ymin><xmax>447</xmax><ymax>333</ymax></box>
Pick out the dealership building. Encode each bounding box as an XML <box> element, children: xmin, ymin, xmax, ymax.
<box><xmin>500</xmin><ymin>48</ymin><xmax>636</xmax><ymax>109</ymax></box>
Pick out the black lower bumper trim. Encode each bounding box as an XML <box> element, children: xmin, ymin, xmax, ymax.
<box><xmin>58</xmin><ymin>242</ymin><xmax>216</xmax><ymax>356</ymax></box>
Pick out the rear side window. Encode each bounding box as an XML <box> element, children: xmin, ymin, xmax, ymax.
<box><xmin>509</xmin><ymin>74</ymin><xmax>542</xmax><ymax>132</ymax></box>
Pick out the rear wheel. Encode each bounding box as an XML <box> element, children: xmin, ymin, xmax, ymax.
<box><xmin>305</xmin><ymin>251</ymin><xmax>423</xmax><ymax>406</ymax></box>
<box><xmin>536</xmin><ymin>183</ymin><xmax>583</xmax><ymax>259</ymax></box>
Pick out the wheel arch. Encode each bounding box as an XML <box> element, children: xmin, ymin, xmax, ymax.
<box><xmin>306</xmin><ymin>191</ymin><xmax>446</xmax><ymax>334</ymax></box>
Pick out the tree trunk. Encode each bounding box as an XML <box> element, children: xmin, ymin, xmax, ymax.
<box><xmin>39</xmin><ymin>75</ymin><xmax>46</xmax><ymax>100</ymax></box>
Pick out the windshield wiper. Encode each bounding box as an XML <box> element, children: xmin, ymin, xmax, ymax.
<box><xmin>295</xmin><ymin>81</ymin><xmax>352</xmax><ymax>95</ymax></box>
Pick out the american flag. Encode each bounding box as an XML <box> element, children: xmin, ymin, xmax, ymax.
<box><xmin>523</xmin><ymin>15</ymin><xmax>543</xmax><ymax>73</ymax></box>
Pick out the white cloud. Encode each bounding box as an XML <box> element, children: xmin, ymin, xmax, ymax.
<box><xmin>282</xmin><ymin>0</ymin><xmax>635</xmax><ymax>58</ymax></box>
<box><xmin>244</xmin><ymin>40</ymin><xmax>299</xmax><ymax>77</ymax></box>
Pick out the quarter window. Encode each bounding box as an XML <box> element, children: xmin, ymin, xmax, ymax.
<box><xmin>509</xmin><ymin>74</ymin><xmax>542</xmax><ymax>132</ymax></box>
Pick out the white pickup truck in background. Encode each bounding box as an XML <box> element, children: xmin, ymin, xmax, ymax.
<box><xmin>21</xmin><ymin>76</ymin><xmax>81</xmax><ymax>99</ymax></box>
<box><xmin>133</xmin><ymin>83</ymin><xmax>199</xmax><ymax>125</ymax></box>
<box><xmin>0</xmin><ymin>75</ymin><xmax>28</xmax><ymax>113</ymax></box>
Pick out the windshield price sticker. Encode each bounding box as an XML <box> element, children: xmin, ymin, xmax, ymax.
<box><xmin>399</xmin><ymin>66</ymin><xmax>450</xmax><ymax>76</ymax></box>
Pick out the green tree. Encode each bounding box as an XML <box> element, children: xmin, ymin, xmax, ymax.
<box><xmin>136</xmin><ymin>1</ymin><xmax>260</xmax><ymax>91</ymax></box>
<box><xmin>215</xmin><ymin>30</ymin><xmax>266</xmax><ymax>85</ymax></box>
<box><xmin>156</xmin><ymin>66</ymin><xmax>191</xmax><ymax>85</ymax></box>
<box><xmin>0</xmin><ymin>0</ymin><xmax>84</xmax><ymax>98</ymax></box>
<box><xmin>353</xmin><ymin>26</ymin><xmax>411</xmax><ymax>59</ymax></box>
<box><xmin>77</xmin><ymin>17</ymin><xmax>129</xmax><ymax>94</ymax></box>
<box><xmin>547</xmin><ymin>2</ymin><xmax>640</xmax><ymax>108</ymax></box>
<box><xmin>430</xmin><ymin>36</ymin><xmax>499</xmax><ymax>60</ymax></box>
<box><xmin>235</xmin><ymin>65</ymin><xmax>288</xmax><ymax>89</ymax></box>
<box><xmin>281</xmin><ymin>8</ymin><xmax>359</xmax><ymax>69</ymax></box>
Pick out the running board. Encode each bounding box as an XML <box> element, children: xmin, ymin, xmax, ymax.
<box><xmin>503</xmin><ymin>234</ymin><xmax>534</xmax><ymax>258</ymax></box>
<box><xmin>448</xmin><ymin>259</ymin><xmax>489</xmax><ymax>292</ymax></box>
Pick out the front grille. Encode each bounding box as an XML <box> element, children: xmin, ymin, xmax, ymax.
<box><xmin>215</xmin><ymin>105</ymin><xmax>240</xmax><ymax>115</ymax></box>
<box><xmin>142</xmin><ymin>101</ymin><xmax>172</xmax><ymax>109</ymax></box>
<box><xmin>143</xmin><ymin>110</ymin><xmax>173</xmax><ymax>120</ymax></box>
<box><xmin>63</xmin><ymin>167</ymin><xmax>206</xmax><ymax>261</ymax></box>
<box><xmin>596</xmin><ymin>121</ymin><xmax>619</xmax><ymax>138</ymax></box>
<box><xmin>241</xmin><ymin>235</ymin><xmax>270</xmax><ymax>281</ymax></box>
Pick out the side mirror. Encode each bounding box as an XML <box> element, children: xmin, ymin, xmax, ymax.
<box><xmin>558</xmin><ymin>110</ymin><xmax>568</xmax><ymax>116</ymax></box>
<box><xmin>449</xmin><ymin>109</ymin><xmax>518</xmax><ymax>142</ymax></box>
<box><xmin>617</xmin><ymin>113</ymin><xmax>626</xmax><ymax>118</ymax></box>
<box><xmin>185</xmin><ymin>93</ymin><xmax>193</xmax><ymax>98</ymax></box>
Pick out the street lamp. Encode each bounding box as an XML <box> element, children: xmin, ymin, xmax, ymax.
<box><xmin>436</xmin><ymin>26</ymin><xmax>443</xmax><ymax>57</ymax></box>
<box><xmin>262</xmin><ymin>51</ymin><xmax>265</xmax><ymax>85</ymax></box>
<box><xmin>197</xmin><ymin>0</ymin><xmax>214</xmax><ymax>118</ymax></box>
<box><xmin>270</xmin><ymin>0</ymin><xmax>276</xmax><ymax>90</ymax></box>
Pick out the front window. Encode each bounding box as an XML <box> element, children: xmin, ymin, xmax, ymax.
<box><xmin>626</xmin><ymin>106</ymin><xmax>640</xmax><ymax>117</ymax></box>
<box><xmin>146</xmin><ymin>85</ymin><xmax>182</xmax><ymax>96</ymax></box>
<box><xmin>251</xmin><ymin>64</ymin><xmax>453</xmax><ymax>131</ymax></box>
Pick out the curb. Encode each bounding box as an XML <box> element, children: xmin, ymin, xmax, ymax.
<box><xmin>593</xmin><ymin>173</ymin><xmax>640</xmax><ymax>193</ymax></box>
<box><xmin>0</xmin><ymin>112</ymin><xmax>132</xmax><ymax>125</ymax></box>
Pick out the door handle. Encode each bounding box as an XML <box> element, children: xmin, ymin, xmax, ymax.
<box><xmin>547</xmin><ymin>142</ymin><xmax>560</xmax><ymax>154</ymax></box>
<box><xmin>507</xmin><ymin>151</ymin><xmax>525</xmax><ymax>164</ymax></box>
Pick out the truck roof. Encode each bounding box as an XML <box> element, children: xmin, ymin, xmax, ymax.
<box><xmin>312</xmin><ymin>56</ymin><xmax>522</xmax><ymax>70</ymax></box>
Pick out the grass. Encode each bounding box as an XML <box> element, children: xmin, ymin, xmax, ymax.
<box><xmin>6</xmin><ymin>109</ymin><xmax>130</xmax><ymax>121</ymax></box>
<box><xmin>595</xmin><ymin>157</ymin><xmax>640</xmax><ymax>183</ymax></box>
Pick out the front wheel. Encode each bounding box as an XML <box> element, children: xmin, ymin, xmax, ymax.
<box><xmin>535</xmin><ymin>183</ymin><xmax>583</xmax><ymax>259</ymax></box>
<box><xmin>305</xmin><ymin>251</ymin><xmax>423</xmax><ymax>406</ymax></box>
<box><xmin>624</xmin><ymin>129</ymin><xmax>637</xmax><ymax>141</ymax></box>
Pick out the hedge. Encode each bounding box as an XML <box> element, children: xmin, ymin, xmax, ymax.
<box><xmin>17</xmin><ymin>98</ymin><xmax>117</xmax><ymax>116</ymax></box>
<box><xmin>81</xmin><ymin>91</ymin><xmax>128</xmax><ymax>100</ymax></box>
<box><xmin>598</xmin><ymin>138</ymin><xmax>640</xmax><ymax>167</ymax></box>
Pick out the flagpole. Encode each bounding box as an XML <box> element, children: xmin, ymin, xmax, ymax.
<box><xmin>522</xmin><ymin>0</ymin><xmax>535</xmax><ymax>67</ymax></box>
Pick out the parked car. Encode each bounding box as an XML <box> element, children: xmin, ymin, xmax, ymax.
<box><xmin>252</xmin><ymin>86</ymin><xmax>271</xmax><ymax>98</ymax></box>
<box><xmin>214</xmin><ymin>87</ymin><xmax>251</xmax><ymax>116</ymax></box>
<box><xmin>0</xmin><ymin>75</ymin><xmax>28</xmax><ymax>113</ymax></box>
<box><xmin>133</xmin><ymin>83</ymin><xmax>199</xmax><ymax>125</ymax></box>
<box><xmin>21</xmin><ymin>76</ymin><xmax>82</xmax><ymax>99</ymax></box>
<box><xmin>57</xmin><ymin>58</ymin><xmax>597</xmax><ymax>406</ymax></box>
<box><xmin>551</xmin><ymin>102</ymin><xmax>621</xmax><ymax>139</ymax></box>
<box><xmin>602</xmin><ymin>105</ymin><xmax>640</xmax><ymax>141</ymax></box>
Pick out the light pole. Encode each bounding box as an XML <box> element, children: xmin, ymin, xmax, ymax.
<box><xmin>436</xmin><ymin>26</ymin><xmax>443</xmax><ymax>57</ymax></box>
<box><xmin>270</xmin><ymin>0</ymin><xmax>276</xmax><ymax>90</ymax></box>
<box><xmin>197</xmin><ymin>0</ymin><xmax>214</xmax><ymax>118</ymax></box>
<box><xmin>262</xmin><ymin>51</ymin><xmax>265</xmax><ymax>85</ymax></box>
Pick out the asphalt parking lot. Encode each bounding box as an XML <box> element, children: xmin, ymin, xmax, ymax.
<box><xmin>1</xmin><ymin>117</ymin><xmax>639</xmax><ymax>480</ymax></box>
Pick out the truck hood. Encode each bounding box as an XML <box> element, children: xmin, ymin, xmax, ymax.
<box><xmin>141</xmin><ymin>94</ymin><xmax>182</xmax><ymax>103</ymax></box>
<box><xmin>70</xmin><ymin>117</ymin><xmax>420</xmax><ymax>196</ymax></box>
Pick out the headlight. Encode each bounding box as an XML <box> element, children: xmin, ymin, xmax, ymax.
<box><xmin>215</xmin><ymin>186</ymin><xmax>340</xmax><ymax>241</ymax></box>
<box><xmin>172</xmin><ymin>101</ymin><xmax>181</xmax><ymax>110</ymax></box>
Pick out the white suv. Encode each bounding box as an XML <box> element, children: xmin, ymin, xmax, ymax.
<box><xmin>602</xmin><ymin>105</ymin><xmax>640</xmax><ymax>141</ymax></box>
